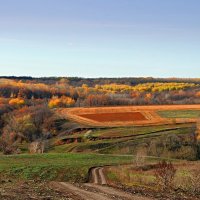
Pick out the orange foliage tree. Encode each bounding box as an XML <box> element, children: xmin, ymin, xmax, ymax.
<box><xmin>48</xmin><ymin>96</ymin><xmax>75</xmax><ymax>108</ymax></box>
<box><xmin>9</xmin><ymin>98</ymin><xmax>25</xmax><ymax>107</ymax></box>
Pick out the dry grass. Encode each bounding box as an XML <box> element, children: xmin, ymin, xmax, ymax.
<box><xmin>105</xmin><ymin>161</ymin><xmax>200</xmax><ymax>196</ymax></box>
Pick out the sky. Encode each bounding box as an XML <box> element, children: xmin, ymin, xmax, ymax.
<box><xmin>0</xmin><ymin>0</ymin><xmax>200</xmax><ymax>78</ymax></box>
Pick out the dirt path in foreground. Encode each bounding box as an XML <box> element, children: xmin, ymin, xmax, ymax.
<box><xmin>51</xmin><ymin>181</ymin><xmax>152</xmax><ymax>200</ymax></box>
<box><xmin>88</xmin><ymin>166</ymin><xmax>151</xmax><ymax>200</ymax></box>
<box><xmin>52</xmin><ymin>182</ymin><xmax>113</xmax><ymax>200</ymax></box>
<box><xmin>50</xmin><ymin>166</ymin><xmax>153</xmax><ymax>200</ymax></box>
<box><xmin>85</xmin><ymin>183</ymin><xmax>148</xmax><ymax>200</ymax></box>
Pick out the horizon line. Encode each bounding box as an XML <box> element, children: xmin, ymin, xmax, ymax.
<box><xmin>0</xmin><ymin>76</ymin><xmax>200</xmax><ymax>79</ymax></box>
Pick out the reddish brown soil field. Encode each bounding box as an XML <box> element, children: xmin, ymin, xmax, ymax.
<box><xmin>79</xmin><ymin>112</ymin><xmax>147</xmax><ymax>122</ymax></box>
<box><xmin>57</xmin><ymin>105</ymin><xmax>200</xmax><ymax>127</ymax></box>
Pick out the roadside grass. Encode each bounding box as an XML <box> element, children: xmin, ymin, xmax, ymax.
<box><xmin>158</xmin><ymin>110</ymin><xmax>200</xmax><ymax>118</ymax></box>
<box><xmin>105</xmin><ymin>161</ymin><xmax>200</xmax><ymax>192</ymax></box>
<box><xmin>0</xmin><ymin>153</ymin><xmax>132</xmax><ymax>182</ymax></box>
<box><xmin>105</xmin><ymin>165</ymin><xmax>158</xmax><ymax>189</ymax></box>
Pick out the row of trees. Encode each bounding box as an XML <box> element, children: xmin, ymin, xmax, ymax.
<box><xmin>96</xmin><ymin>82</ymin><xmax>198</xmax><ymax>93</ymax></box>
<box><xmin>2</xmin><ymin>89</ymin><xmax>200</xmax><ymax>109</ymax></box>
<box><xmin>0</xmin><ymin>78</ymin><xmax>199</xmax><ymax>97</ymax></box>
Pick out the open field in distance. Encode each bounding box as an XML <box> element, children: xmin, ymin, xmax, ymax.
<box><xmin>59</xmin><ymin>104</ymin><xmax>200</xmax><ymax>127</ymax></box>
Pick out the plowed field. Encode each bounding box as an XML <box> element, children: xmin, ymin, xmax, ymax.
<box><xmin>79</xmin><ymin>112</ymin><xmax>146</xmax><ymax>122</ymax></box>
<box><xmin>57</xmin><ymin>105</ymin><xmax>200</xmax><ymax>127</ymax></box>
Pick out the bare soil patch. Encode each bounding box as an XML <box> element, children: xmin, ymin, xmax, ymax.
<box><xmin>0</xmin><ymin>180</ymin><xmax>73</xmax><ymax>200</ymax></box>
<box><xmin>57</xmin><ymin>105</ymin><xmax>200</xmax><ymax>127</ymax></box>
<box><xmin>79</xmin><ymin>112</ymin><xmax>146</xmax><ymax>122</ymax></box>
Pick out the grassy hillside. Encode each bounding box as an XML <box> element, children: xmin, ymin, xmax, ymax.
<box><xmin>0</xmin><ymin>153</ymin><xmax>132</xmax><ymax>182</ymax></box>
<box><xmin>50</xmin><ymin>123</ymin><xmax>198</xmax><ymax>160</ymax></box>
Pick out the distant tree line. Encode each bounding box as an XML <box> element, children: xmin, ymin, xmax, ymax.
<box><xmin>0</xmin><ymin>78</ymin><xmax>200</xmax><ymax>109</ymax></box>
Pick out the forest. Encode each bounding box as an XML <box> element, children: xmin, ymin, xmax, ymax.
<box><xmin>0</xmin><ymin>77</ymin><xmax>200</xmax><ymax>108</ymax></box>
<box><xmin>0</xmin><ymin>76</ymin><xmax>200</xmax><ymax>155</ymax></box>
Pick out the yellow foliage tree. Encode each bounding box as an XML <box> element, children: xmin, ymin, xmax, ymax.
<box><xmin>48</xmin><ymin>96</ymin><xmax>75</xmax><ymax>108</ymax></box>
<box><xmin>9</xmin><ymin>98</ymin><xmax>25</xmax><ymax>107</ymax></box>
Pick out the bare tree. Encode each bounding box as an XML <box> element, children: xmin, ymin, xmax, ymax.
<box><xmin>0</xmin><ymin>138</ymin><xmax>17</xmax><ymax>155</ymax></box>
<box><xmin>134</xmin><ymin>145</ymin><xmax>147</xmax><ymax>167</ymax></box>
<box><xmin>155</xmin><ymin>160</ymin><xmax>176</xmax><ymax>191</ymax></box>
<box><xmin>29</xmin><ymin>140</ymin><xmax>48</xmax><ymax>154</ymax></box>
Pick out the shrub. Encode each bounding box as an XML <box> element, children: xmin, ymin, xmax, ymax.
<box><xmin>155</xmin><ymin>160</ymin><xmax>176</xmax><ymax>191</ymax></box>
<box><xmin>0</xmin><ymin>138</ymin><xmax>18</xmax><ymax>155</ymax></box>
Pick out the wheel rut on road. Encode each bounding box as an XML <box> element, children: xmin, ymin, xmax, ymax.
<box><xmin>91</xmin><ymin>167</ymin><xmax>107</xmax><ymax>185</ymax></box>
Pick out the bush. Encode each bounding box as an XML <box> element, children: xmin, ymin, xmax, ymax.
<box><xmin>0</xmin><ymin>138</ymin><xmax>18</xmax><ymax>154</ymax></box>
<box><xmin>155</xmin><ymin>160</ymin><xmax>176</xmax><ymax>191</ymax></box>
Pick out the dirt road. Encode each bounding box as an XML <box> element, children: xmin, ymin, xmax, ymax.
<box><xmin>52</xmin><ymin>182</ymin><xmax>113</xmax><ymax>200</ymax></box>
<box><xmin>90</xmin><ymin>167</ymin><xmax>107</xmax><ymax>185</ymax></box>
<box><xmin>51</xmin><ymin>166</ymin><xmax>152</xmax><ymax>200</ymax></box>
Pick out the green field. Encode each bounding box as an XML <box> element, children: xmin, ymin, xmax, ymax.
<box><xmin>59</xmin><ymin>124</ymin><xmax>190</xmax><ymax>139</ymax></box>
<box><xmin>51</xmin><ymin>124</ymin><xmax>196</xmax><ymax>156</ymax></box>
<box><xmin>1</xmin><ymin>124</ymin><xmax>196</xmax><ymax>184</ymax></box>
<box><xmin>0</xmin><ymin>153</ymin><xmax>132</xmax><ymax>182</ymax></box>
<box><xmin>158</xmin><ymin>110</ymin><xmax>200</xmax><ymax>118</ymax></box>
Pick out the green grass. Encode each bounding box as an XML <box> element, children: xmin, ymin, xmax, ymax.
<box><xmin>58</xmin><ymin>124</ymin><xmax>193</xmax><ymax>140</ymax></box>
<box><xmin>50</xmin><ymin>143</ymin><xmax>79</xmax><ymax>153</ymax></box>
<box><xmin>106</xmin><ymin>171</ymin><xmax>119</xmax><ymax>182</ymax></box>
<box><xmin>85</xmin><ymin>124</ymin><xmax>192</xmax><ymax>138</ymax></box>
<box><xmin>52</xmin><ymin>124</ymin><xmax>195</xmax><ymax>155</ymax></box>
<box><xmin>0</xmin><ymin>153</ymin><xmax>132</xmax><ymax>182</ymax></box>
<box><xmin>158</xmin><ymin>110</ymin><xmax>200</xmax><ymax>118</ymax></box>
<box><xmin>96</xmin><ymin>126</ymin><xmax>196</xmax><ymax>157</ymax></box>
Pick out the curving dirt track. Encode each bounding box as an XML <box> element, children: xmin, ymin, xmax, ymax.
<box><xmin>50</xmin><ymin>166</ymin><xmax>152</xmax><ymax>200</ymax></box>
<box><xmin>51</xmin><ymin>182</ymin><xmax>152</xmax><ymax>200</ymax></box>
<box><xmin>90</xmin><ymin>167</ymin><xmax>107</xmax><ymax>185</ymax></box>
<box><xmin>87</xmin><ymin>166</ymin><xmax>152</xmax><ymax>199</ymax></box>
<box><xmin>51</xmin><ymin>181</ymin><xmax>113</xmax><ymax>200</ymax></box>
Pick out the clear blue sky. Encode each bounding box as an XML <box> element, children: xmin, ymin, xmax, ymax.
<box><xmin>0</xmin><ymin>0</ymin><xmax>199</xmax><ymax>77</ymax></box>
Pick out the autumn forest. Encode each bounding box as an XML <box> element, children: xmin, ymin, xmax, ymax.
<box><xmin>0</xmin><ymin>76</ymin><xmax>199</xmax><ymax>154</ymax></box>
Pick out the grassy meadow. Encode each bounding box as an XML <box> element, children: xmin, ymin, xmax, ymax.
<box><xmin>0</xmin><ymin>153</ymin><xmax>133</xmax><ymax>182</ymax></box>
<box><xmin>50</xmin><ymin>124</ymin><xmax>196</xmax><ymax>158</ymax></box>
